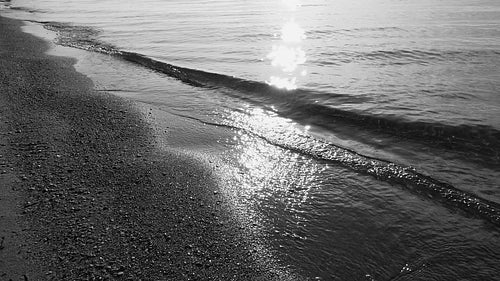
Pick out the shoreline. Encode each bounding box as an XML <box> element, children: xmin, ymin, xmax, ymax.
<box><xmin>0</xmin><ymin>15</ymin><xmax>290</xmax><ymax>280</ymax></box>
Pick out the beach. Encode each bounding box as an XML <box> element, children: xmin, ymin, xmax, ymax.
<box><xmin>2</xmin><ymin>0</ymin><xmax>500</xmax><ymax>279</ymax></box>
<box><xmin>0</xmin><ymin>15</ymin><xmax>291</xmax><ymax>280</ymax></box>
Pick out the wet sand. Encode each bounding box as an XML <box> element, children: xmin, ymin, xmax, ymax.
<box><xmin>0</xmin><ymin>15</ymin><xmax>288</xmax><ymax>280</ymax></box>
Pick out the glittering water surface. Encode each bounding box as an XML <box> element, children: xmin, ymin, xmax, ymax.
<box><xmin>4</xmin><ymin>0</ymin><xmax>500</xmax><ymax>279</ymax></box>
<box><xmin>10</xmin><ymin>0</ymin><xmax>500</xmax><ymax>128</ymax></box>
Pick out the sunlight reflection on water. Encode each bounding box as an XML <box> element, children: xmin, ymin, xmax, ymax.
<box><xmin>209</xmin><ymin>104</ymin><xmax>329</xmax><ymax>277</ymax></box>
<box><xmin>226</xmin><ymin>106</ymin><xmax>325</xmax><ymax>210</ymax></box>
<box><xmin>267</xmin><ymin>0</ymin><xmax>307</xmax><ymax>90</ymax></box>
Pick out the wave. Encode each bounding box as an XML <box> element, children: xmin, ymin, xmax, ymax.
<box><xmin>6</xmin><ymin>5</ymin><xmax>43</xmax><ymax>14</ymax></box>
<box><xmin>265</xmin><ymin>128</ymin><xmax>500</xmax><ymax>228</ymax></box>
<box><xmin>307</xmin><ymin>26</ymin><xmax>407</xmax><ymax>38</ymax></box>
<box><xmin>315</xmin><ymin>49</ymin><xmax>500</xmax><ymax>66</ymax></box>
<box><xmin>38</xmin><ymin>21</ymin><xmax>500</xmax><ymax>159</ymax></box>
<box><xmin>39</xmin><ymin>21</ymin><xmax>500</xmax><ymax>226</ymax></box>
<box><xmin>118</xmin><ymin>53</ymin><xmax>500</xmax><ymax>162</ymax></box>
<box><xmin>176</xmin><ymin>112</ymin><xmax>500</xmax><ymax>228</ymax></box>
<box><xmin>117</xmin><ymin>52</ymin><xmax>500</xmax><ymax>160</ymax></box>
<box><xmin>280</xmin><ymin>101</ymin><xmax>500</xmax><ymax>160</ymax></box>
<box><xmin>0</xmin><ymin>0</ymin><xmax>10</xmax><ymax>9</ymax></box>
<box><xmin>37</xmin><ymin>21</ymin><xmax>500</xmax><ymax>162</ymax></box>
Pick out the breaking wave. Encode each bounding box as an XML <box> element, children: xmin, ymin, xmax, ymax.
<box><xmin>40</xmin><ymin>21</ymin><xmax>500</xmax><ymax>227</ymax></box>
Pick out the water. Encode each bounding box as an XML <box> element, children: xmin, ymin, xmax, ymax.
<box><xmin>2</xmin><ymin>0</ymin><xmax>500</xmax><ymax>279</ymax></box>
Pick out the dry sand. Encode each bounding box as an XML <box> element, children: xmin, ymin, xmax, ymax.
<box><xmin>0</xmin><ymin>15</ymin><xmax>289</xmax><ymax>280</ymax></box>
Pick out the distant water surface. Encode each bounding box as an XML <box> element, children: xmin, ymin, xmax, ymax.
<box><xmin>11</xmin><ymin>0</ymin><xmax>500</xmax><ymax>128</ymax></box>
<box><xmin>3</xmin><ymin>0</ymin><xmax>500</xmax><ymax>280</ymax></box>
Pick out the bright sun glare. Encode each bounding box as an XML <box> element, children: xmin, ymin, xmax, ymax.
<box><xmin>266</xmin><ymin>0</ymin><xmax>307</xmax><ymax>90</ymax></box>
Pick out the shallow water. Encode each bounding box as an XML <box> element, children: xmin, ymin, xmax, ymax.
<box><xmin>3</xmin><ymin>0</ymin><xmax>500</xmax><ymax>279</ymax></box>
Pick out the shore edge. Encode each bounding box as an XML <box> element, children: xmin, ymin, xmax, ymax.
<box><xmin>0</xmin><ymin>14</ymin><xmax>292</xmax><ymax>280</ymax></box>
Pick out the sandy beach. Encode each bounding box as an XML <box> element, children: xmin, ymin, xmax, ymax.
<box><xmin>0</xmin><ymin>15</ymin><xmax>290</xmax><ymax>280</ymax></box>
<box><xmin>3</xmin><ymin>0</ymin><xmax>500</xmax><ymax>279</ymax></box>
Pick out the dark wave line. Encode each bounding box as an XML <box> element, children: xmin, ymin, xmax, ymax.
<box><xmin>307</xmin><ymin>26</ymin><xmax>406</xmax><ymax>38</ymax></box>
<box><xmin>40</xmin><ymin>21</ymin><xmax>500</xmax><ymax>226</ymax></box>
<box><xmin>272</xmin><ymin>136</ymin><xmax>500</xmax><ymax>228</ymax></box>
<box><xmin>279</xmin><ymin>102</ymin><xmax>500</xmax><ymax>162</ymax></box>
<box><xmin>316</xmin><ymin>49</ymin><xmax>500</xmax><ymax>65</ymax></box>
<box><xmin>169</xmin><ymin>111</ymin><xmax>500</xmax><ymax>228</ymax></box>
<box><xmin>40</xmin><ymin>21</ymin><xmax>500</xmax><ymax>163</ymax></box>
<box><xmin>118</xmin><ymin>50</ymin><xmax>500</xmax><ymax>162</ymax></box>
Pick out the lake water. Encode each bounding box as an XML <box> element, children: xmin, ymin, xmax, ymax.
<box><xmin>3</xmin><ymin>0</ymin><xmax>500</xmax><ymax>279</ymax></box>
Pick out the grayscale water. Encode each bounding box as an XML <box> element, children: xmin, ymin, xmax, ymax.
<box><xmin>2</xmin><ymin>0</ymin><xmax>500</xmax><ymax>280</ymax></box>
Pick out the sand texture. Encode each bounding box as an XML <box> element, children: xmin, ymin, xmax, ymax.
<box><xmin>0</xmin><ymin>15</ymin><xmax>288</xmax><ymax>280</ymax></box>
